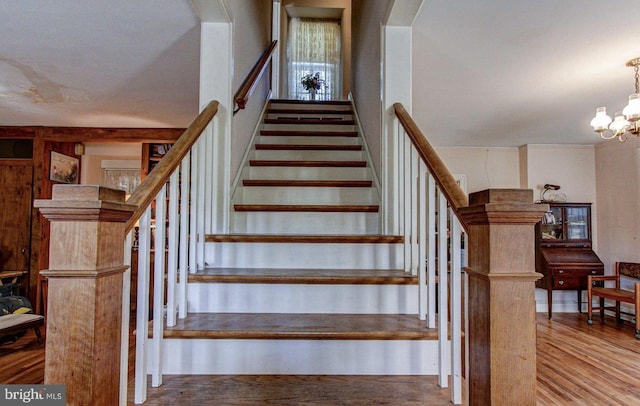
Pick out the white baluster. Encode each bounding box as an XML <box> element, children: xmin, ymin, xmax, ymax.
<box><xmin>134</xmin><ymin>206</ymin><xmax>152</xmax><ymax>404</ymax></box>
<box><xmin>167</xmin><ymin>171</ymin><xmax>180</xmax><ymax>327</ymax></box>
<box><xmin>179</xmin><ymin>153</ymin><xmax>191</xmax><ymax>317</ymax></box>
<box><xmin>411</xmin><ymin>146</ymin><xmax>419</xmax><ymax>275</ymax></box>
<box><xmin>196</xmin><ymin>137</ymin><xmax>206</xmax><ymax>269</ymax></box>
<box><xmin>190</xmin><ymin>141</ymin><xmax>200</xmax><ymax>272</ymax></box>
<box><xmin>437</xmin><ymin>191</ymin><xmax>449</xmax><ymax>388</ymax></box>
<box><xmin>427</xmin><ymin>174</ymin><xmax>437</xmax><ymax>329</ymax></box>
<box><xmin>151</xmin><ymin>186</ymin><xmax>167</xmax><ymax>387</ymax></box>
<box><xmin>403</xmin><ymin>134</ymin><xmax>411</xmax><ymax>273</ymax></box>
<box><xmin>204</xmin><ymin>126</ymin><xmax>214</xmax><ymax>234</ymax></box>
<box><xmin>418</xmin><ymin>161</ymin><xmax>427</xmax><ymax>320</ymax></box>
<box><xmin>450</xmin><ymin>213</ymin><xmax>463</xmax><ymax>404</ymax></box>
<box><xmin>120</xmin><ymin>231</ymin><xmax>132</xmax><ymax>406</ymax></box>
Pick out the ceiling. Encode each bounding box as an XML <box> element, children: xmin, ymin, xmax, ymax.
<box><xmin>415</xmin><ymin>0</ymin><xmax>640</xmax><ymax>146</ymax></box>
<box><xmin>1</xmin><ymin>0</ymin><xmax>639</xmax><ymax>147</ymax></box>
<box><xmin>0</xmin><ymin>0</ymin><xmax>201</xmax><ymax>128</ymax></box>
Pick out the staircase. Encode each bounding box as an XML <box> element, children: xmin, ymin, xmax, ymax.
<box><xmin>148</xmin><ymin>100</ymin><xmax>444</xmax><ymax>376</ymax></box>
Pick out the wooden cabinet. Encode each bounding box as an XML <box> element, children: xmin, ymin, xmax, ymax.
<box><xmin>141</xmin><ymin>142</ymin><xmax>173</xmax><ymax>178</ymax></box>
<box><xmin>535</xmin><ymin>203</ymin><xmax>603</xmax><ymax>318</ymax></box>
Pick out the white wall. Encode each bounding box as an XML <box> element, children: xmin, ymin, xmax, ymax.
<box><xmin>228</xmin><ymin>0</ymin><xmax>273</xmax><ymax>181</ymax></box>
<box><xmin>351</xmin><ymin>0</ymin><xmax>390</xmax><ymax>181</ymax></box>
<box><xmin>435</xmin><ymin>146</ymin><xmax>520</xmax><ymax>193</ymax></box>
<box><xmin>595</xmin><ymin>138</ymin><xmax>640</xmax><ymax>271</ymax></box>
<box><xmin>520</xmin><ymin>144</ymin><xmax>597</xmax><ymax>205</ymax></box>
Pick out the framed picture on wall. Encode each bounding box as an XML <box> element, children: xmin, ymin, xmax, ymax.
<box><xmin>50</xmin><ymin>151</ymin><xmax>79</xmax><ymax>184</ymax></box>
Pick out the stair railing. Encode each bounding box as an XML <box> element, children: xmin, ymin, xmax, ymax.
<box><xmin>35</xmin><ymin>100</ymin><xmax>219</xmax><ymax>406</ymax></box>
<box><xmin>393</xmin><ymin>102</ymin><xmax>466</xmax><ymax>404</ymax></box>
<box><xmin>125</xmin><ymin>100</ymin><xmax>219</xmax><ymax>404</ymax></box>
<box><xmin>233</xmin><ymin>40</ymin><xmax>278</xmax><ymax>114</ymax></box>
<box><xmin>393</xmin><ymin>102</ymin><xmax>546</xmax><ymax>405</ymax></box>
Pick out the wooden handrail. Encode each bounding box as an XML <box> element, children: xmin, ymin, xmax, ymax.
<box><xmin>234</xmin><ymin>40</ymin><xmax>277</xmax><ymax>113</ymax></box>
<box><xmin>393</xmin><ymin>102</ymin><xmax>469</xmax><ymax>214</ymax></box>
<box><xmin>125</xmin><ymin>100</ymin><xmax>219</xmax><ymax>233</ymax></box>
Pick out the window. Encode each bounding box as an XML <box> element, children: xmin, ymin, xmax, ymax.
<box><xmin>0</xmin><ymin>139</ymin><xmax>33</xmax><ymax>159</ymax></box>
<box><xmin>287</xmin><ymin>18</ymin><xmax>341</xmax><ymax>101</ymax></box>
<box><xmin>101</xmin><ymin>159</ymin><xmax>140</xmax><ymax>194</ymax></box>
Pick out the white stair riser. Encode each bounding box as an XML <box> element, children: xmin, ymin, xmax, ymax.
<box><xmin>245</xmin><ymin>166</ymin><xmax>371</xmax><ymax>180</ymax></box>
<box><xmin>151</xmin><ymin>339</ymin><xmax>447</xmax><ymax>375</ymax></box>
<box><xmin>231</xmin><ymin>211</ymin><xmax>380</xmax><ymax>234</ymax></box>
<box><xmin>270</xmin><ymin>103</ymin><xmax>352</xmax><ymax>111</ymax></box>
<box><xmin>253</xmin><ymin>149</ymin><xmax>364</xmax><ymax>161</ymax></box>
<box><xmin>234</xmin><ymin>186</ymin><xmax>377</xmax><ymax>205</ymax></box>
<box><xmin>205</xmin><ymin>242</ymin><xmax>402</xmax><ymax>269</ymax></box>
<box><xmin>263</xmin><ymin>123</ymin><xmax>356</xmax><ymax>132</ymax></box>
<box><xmin>188</xmin><ymin>283</ymin><xmax>417</xmax><ymax>314</ymax></box>
<box><xmin>258</xmin><ymin>135</ymin><xmax>359</xmax><ymax>145</ymax></box>
<box><xmin>267</xmin><ymin>113</ymin><xmax>353</xmax><ymax>120</ymax></box>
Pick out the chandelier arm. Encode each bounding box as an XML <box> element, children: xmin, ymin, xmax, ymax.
<box><xmin>600</xmin><ymin>131</ymin><xmax>618</xmax><ymax>140</ymax></box>
<box><xmin>635</xmin><ymin>65</ymin><xmax>639</xmax><ymax>94</ymax></box>
<box><xmin>619</xmin><ymin>132</ymin><xmax>628</xmax><ymax>142</ymax></box>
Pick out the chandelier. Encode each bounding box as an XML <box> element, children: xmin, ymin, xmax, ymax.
<box><xmin>590</xmin><ymin>57</ymin><xmax>640</xmax><ymax>142</ymax></box>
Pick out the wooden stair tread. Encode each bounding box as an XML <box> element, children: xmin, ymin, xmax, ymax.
<box><xmin>191</xmin><ymin>268</ymin><xmax>417</xmax><ymax>285</ymax></box>
<box><xmin>205</xmin><ymin>234</ymin><xmax>404</xmax><ymax>244</ymax></box>
<box><xmin>265</xmin><ymin>118</ymin><xmax>355</xmax><ymax>125</ymax></box>
<box><xmin>159</xmin><ymin>313</ymin><xmax>437</xmax><ymax>340</ymax></box>
<box><xmin>255</xmin><ymin>144</ymin><xmax>362</xmax><ymax>151</ymax></box>
<box><xmin>234</xmin><ymin>204</ymin><xmax>379</xmax><ymax>212</ymax></box>
<box><xmin>249</xmin><ymin>160</ymin><xmax>366</xmax><ymax>167</ymax></box>
<box><xmin>267</xmin><ymin>108</ymin><xmax>352</xmax><ymax>115</ymax></box>
<box><xmin>269</xmin><ymin>99</ymin><xmax>351</xmax><ymax>105</ymax></box>
<box><xmin>242</xmin><ymin>180</ymin><xmax>372</xmax><ymax>187</ymax></box>
<box><xmin>260</xmin><ymin>130</ymin><xmax>358</xmax><ymax>137</ymax></box>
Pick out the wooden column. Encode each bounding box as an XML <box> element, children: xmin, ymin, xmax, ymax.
<box><xmin>459</xmin><ymin>189</ymin><xmax>547</xmax><ymax>405</ymax></box>
<box><xmin>35</xmin><ymin>185</ymin><xmax>134</xmax><ymax>406</ymax></box>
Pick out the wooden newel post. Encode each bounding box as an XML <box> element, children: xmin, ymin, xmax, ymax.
<box><xmin>459</xmin><ymin>189</ymin><xmax>547</xmax><ymax>405</ymax></box>
<box><xmin>35</xmin><ymin>185</ymin><xmax>135</xmax><ymax>406</ymax></box>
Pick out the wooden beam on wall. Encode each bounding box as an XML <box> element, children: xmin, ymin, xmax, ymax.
<box><xmin>0</xmin><ymin>126</ymin><xmax>184</xmax><ymax>142</ymax></box>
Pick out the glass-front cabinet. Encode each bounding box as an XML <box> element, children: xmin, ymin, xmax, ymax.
<box><xmin>536</xmin><ymin>203</ymin><xmax>603</xmax><ymax>318</ymax></box>
<box><xmin>540</xmin><ymin>203</ymin><xmax>591</xmax><ymax>245</ymax></box>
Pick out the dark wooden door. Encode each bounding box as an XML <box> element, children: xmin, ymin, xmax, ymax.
<box><xmin>0</xmin><ymin>162</ymin><xmax>33</xmax><ymax>276</ymax></box>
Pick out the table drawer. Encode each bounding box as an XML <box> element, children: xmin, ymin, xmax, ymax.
<box><xmin>551</xmin><ymin>268</ymin><xmax>602</xmax><ymax>278</ymax></box>
<box><xmin>553</xmin><ymin>277</ymin><xmax>583</xmax><ymax>289</ymax></box>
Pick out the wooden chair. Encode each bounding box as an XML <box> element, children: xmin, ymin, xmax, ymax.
<box><xmin>587</xmin><ymin>261</ymin><xmax>640</xmax><ymax>339</ymax></box>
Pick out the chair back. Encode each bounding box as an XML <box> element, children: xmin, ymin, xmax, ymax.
<box><xmin>617</xmin><ymin>262</ymin><xmax>640</xmax><ymax>279</ymax></box>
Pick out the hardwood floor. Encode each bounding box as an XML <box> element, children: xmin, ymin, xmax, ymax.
<box><xmin>0</xmin><ymin>328</ymin><xmax>46</xmax><ymax>384</ymax></box>
<box><xmin>536</xmin><ymin>313</ymin><xmax>640</xmax><ymax>405</ymax></box>
<box><xmin>1</xmin><ymin>312</ymin><xmax>639</xmax><ymax>405</ymax></box>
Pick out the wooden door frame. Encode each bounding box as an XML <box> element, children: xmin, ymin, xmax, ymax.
<box><xmin>0</xmin><ymin>159</ymin><xmax>34</xmax><ymax>299</ymax></box>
